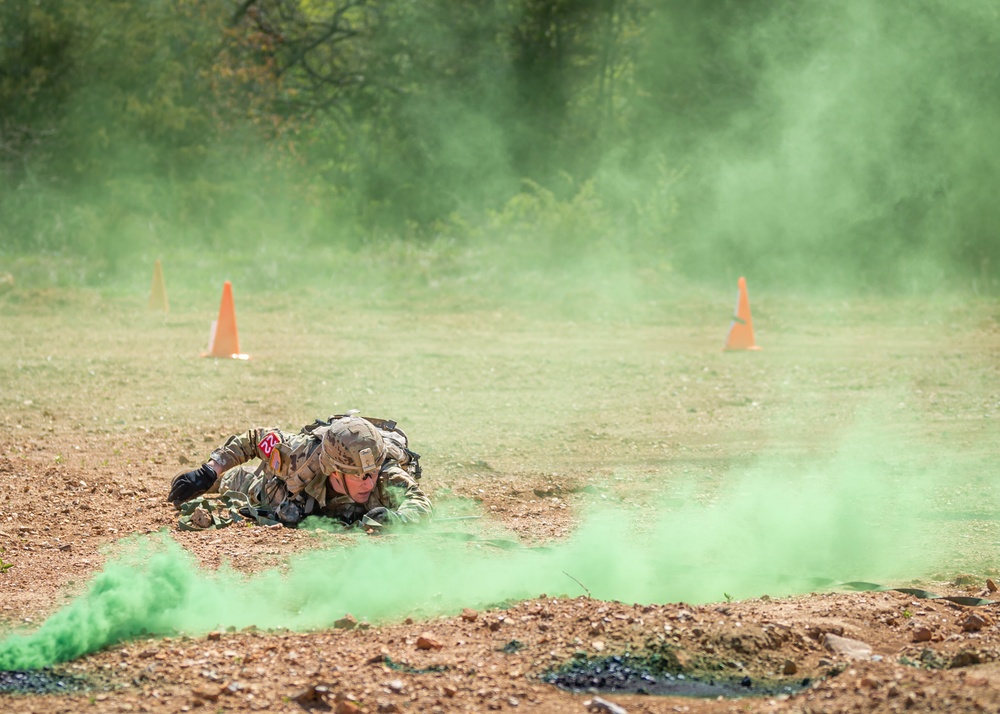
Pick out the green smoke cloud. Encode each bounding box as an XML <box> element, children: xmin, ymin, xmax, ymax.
<box><xmin>0</xmin><ymin>434</ymin><xmax>955</xmax><ymax>671</ymax></box>
<box><xmin>654</xmin><ymin>0</ymin><xmax>1000</xmax><ymax>290</ymax></box>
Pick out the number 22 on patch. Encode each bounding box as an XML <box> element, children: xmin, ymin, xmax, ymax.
<box><xmin>257</xmin><ymin>432</ymin><xmax>280</xmax><ymax>456</ymax></box>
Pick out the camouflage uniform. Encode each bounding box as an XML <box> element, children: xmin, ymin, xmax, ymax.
<box><xmin>197</xmin><ymin>417</ymin><xmax>431</xmax><ymax>527</ymax></box>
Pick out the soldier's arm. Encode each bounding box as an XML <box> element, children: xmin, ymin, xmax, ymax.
<box><xmin>208</xmin><ymin>427</ymin><xmax>284</xmax><ymax>473</ymax></box>
<box><xmin>380</xmin><ymin>467</ymin><xmax>432</xmax><ymax>524</ymax></box>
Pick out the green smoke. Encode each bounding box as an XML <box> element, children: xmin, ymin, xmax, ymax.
<box><xmin>0</xmin><ymin>436</ymin><xmax>954</xmax><ymax>670</ymax></box>
<box><xmin>6</xmin><ymin>0</ymin><xmax>998</xmax><ymax>293</ymax></box>
<box><xmin>657</xmin><ymin>0</ymin><xmax>1000</xmax><ymax>290</ymax></box>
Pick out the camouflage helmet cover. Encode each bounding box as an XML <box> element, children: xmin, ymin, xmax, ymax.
<box><xmin>318</xmin><ymin>416</ymin><xmax>387</xmax><ymax>477</ymax></box>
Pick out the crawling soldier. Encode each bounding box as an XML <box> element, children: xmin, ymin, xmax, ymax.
<box><xmin>167</xmin><ymin>413</ymin><xmax>431</xmax><ymax>530</ymax></box>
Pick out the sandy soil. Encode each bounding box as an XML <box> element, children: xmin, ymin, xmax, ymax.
<box><xmin>1</xmin><ymin>284</ymin><xmax>999</xmax><ymax>713</ymax></box>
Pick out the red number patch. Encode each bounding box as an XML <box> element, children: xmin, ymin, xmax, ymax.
<box><xmin>257</xmin><ymin>432</ymin><xmax>280</xmax><ymax>456</ymax></box>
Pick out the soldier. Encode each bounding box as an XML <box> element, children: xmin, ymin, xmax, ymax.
<box><xmin>167</xmin><ymin>413</ymin><xmax>431</xmax><ymax>529</ymax></box>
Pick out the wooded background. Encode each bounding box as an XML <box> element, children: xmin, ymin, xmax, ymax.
<box><xmin>2</xmin><ymin>0</ymin><xmax>998</xmax><ymax>291</ymax></box>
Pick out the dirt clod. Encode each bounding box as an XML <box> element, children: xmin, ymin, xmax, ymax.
<box><xmin>585</xmin><ymin>696</ymin><xmax>629</xmax><ymax>714</ymax></box>
<box><xmin>416</xmin><ymin>634</ymin><xmax>443</xmax><ymax>651</ymax></box>
<box><xmin>912</xmin><ymin>627</ymin><xmax>934</xmax><ymax>642</ymax></box>
<box><xmin>961</xmin><ymin>613</ymin><xmax>989</xmax><ymax>632</ymax></box>
<box><xmin>824</xmin><ymin>633</ymin><xmax>873</xmax><ymax>660</ymax></box>
<box><xmin>334</xmin><ymin>614</ymin><xmax>358</xmax><ymax>630</ymax></box>
<box><xmin>191</xmin><ymin>685</ymin><xmax>222</xmax><ymax>702</ymax></box>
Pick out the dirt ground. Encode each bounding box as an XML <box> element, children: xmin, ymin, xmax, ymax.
<box><xmin>1</xmin><ymin>282</ymin><xmax>999</xmax><ymax>713</ymax></box>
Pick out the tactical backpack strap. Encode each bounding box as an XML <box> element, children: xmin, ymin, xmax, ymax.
<box><xmin>300</xmin><ymin>418</ymin><xmax>332</xmax><ymax>436</ymax></box>
<box><xmin>328</xmin><ymin>414</ymin><xmax>400</xmax><ymax>436</ymax></box>
<box><xmin>362</xmin><ymin>417</ymin><xmax>397</xmax><ymax>432</ymax></box>
<box><xmin>301</xmin><ymin>414</ymin><xmax>395</xmax><ymax>432</ymax></box>
<box><xmin>404</xmin><ymin>447</ymin><xmax>422</xmax><ymax>479</ymax></box>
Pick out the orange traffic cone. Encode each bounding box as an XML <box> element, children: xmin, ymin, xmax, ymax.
<box><xmin>201</xmin><ymin>281</ymin><xmax>250</xmax><ymax>360</ymax></box>
<box><xmin>724</xmin><ymin>276</ymin><xmax>761</xmax><ymax>351</ymax></box>
<box><xmin>148</xmin><ymin>259</ymin><xmax>169</xmax><ymax>313</ymax></box>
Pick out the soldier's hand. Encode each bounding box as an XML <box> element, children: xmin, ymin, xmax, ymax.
<box><xmin>167</xmin><ymin>464</ymin><xmax>217</xmax><ymax>508</ymax></box>
<box><xmin>362</xmin><ymin>507</ymin><xmax>402</xmax><ymax>528</ymax></box>
<box><xmin>274</xmin><ymin>500</ymin><xmax>304</xmax><ymax>526</ymax></box>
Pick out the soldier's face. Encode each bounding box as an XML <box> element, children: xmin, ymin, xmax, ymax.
<box><xmin>329</xmin><ymin>470</ymin><xmax>376</xmax><ymax>503</ymax></box>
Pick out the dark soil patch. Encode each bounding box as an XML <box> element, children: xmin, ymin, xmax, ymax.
<box><xmin>544</xmin><ymin>653</ymin><xmax>811</xmax><ymax>698</ymax></box>
<box><xmin>0</xmin><ymin>669</ymin><xmax>88</xmax><ymax>695</ymax></box>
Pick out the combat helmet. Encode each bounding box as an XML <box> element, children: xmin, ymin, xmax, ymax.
<box><xmin>319</xmin><ymin>415</ymin><xmax>387</xmax><ymax>477</ymax></box>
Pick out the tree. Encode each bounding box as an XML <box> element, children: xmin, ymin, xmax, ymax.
<box><xmin>228</xmin><ymin>0</ymin><xmax>381</xmax><ymax>122</ymax></box>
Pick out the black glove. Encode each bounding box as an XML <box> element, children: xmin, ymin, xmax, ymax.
<box><xmin>362</xmin><ymin>507</ymin><xmax>402</xmax><ymax>527</ymax></box>
<box><xmin>167</xmin><ymin>464</ymin><xmax>217</xmax><ymax>507</ymax></box>
<box><xmin>274</xmin><ymin>500</ymin><xmax>305</xmax><ymax>526</ymax></box>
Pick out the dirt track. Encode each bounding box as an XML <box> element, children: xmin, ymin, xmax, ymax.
<box><xmin>1</xmin><ymin>284</ymin><xmax>999</xmax><ymax>713</ymax></box>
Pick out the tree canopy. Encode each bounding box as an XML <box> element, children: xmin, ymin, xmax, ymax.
<box><xmin>2</xmin><ymin>0</ymin><xmax>998</xmax><ymax>290</ymax></box>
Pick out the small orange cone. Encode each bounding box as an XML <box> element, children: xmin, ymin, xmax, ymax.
<box><xmin>148</xmin><ymin>259</ymin><xmax>169</xmax><ymax>313</ymax></box>
<box><xmin>724</xmin><ymin>276</ymin><xmax>761</xmax><ymax>351</ymax></box>
<box><xmin>201</xmin><ymin>281</ymin><xmax>250</xmax><ymax>360</ymax></box>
